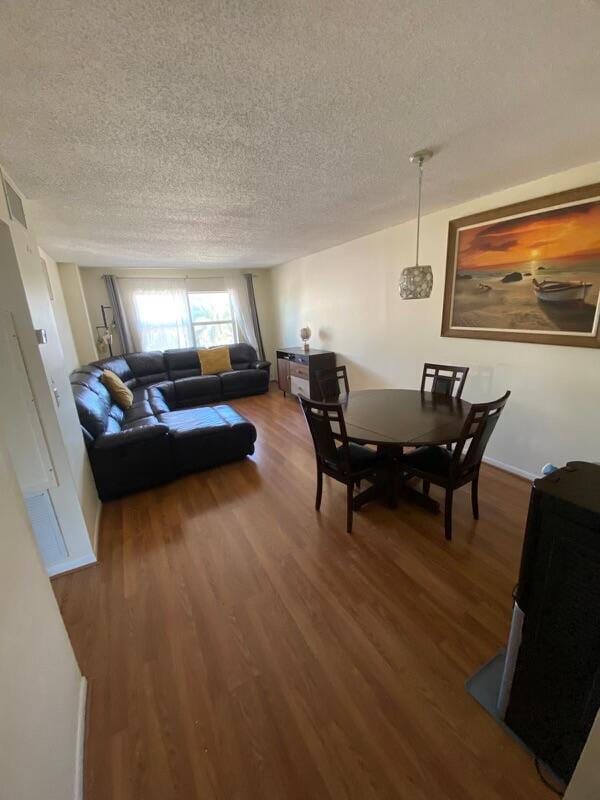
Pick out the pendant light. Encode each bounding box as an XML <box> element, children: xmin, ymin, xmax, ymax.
<box><xmin>399</xmin><ymin>149</ymin><xmax>434</xmax><ymax>299</ymax></box>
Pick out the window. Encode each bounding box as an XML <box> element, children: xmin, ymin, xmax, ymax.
<box><xmin>130</xmin><ymin>287</ymin><xmax>193</xmax><ymax>351</ymax></box>
<box><xmin>187</xmin><ymin>291</ymin><xmax>236</xmax><ymax>348</ymax></box>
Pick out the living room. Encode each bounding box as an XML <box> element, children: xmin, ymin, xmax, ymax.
<box><xmin>1</xmin><ymin>2</ymin><xmax>600</xmax><ymax>799</ymax></box>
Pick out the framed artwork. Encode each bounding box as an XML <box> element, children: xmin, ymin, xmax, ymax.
<box><xmin>441</xmin><ymin>183</ymin><xmax>600</xmax><ymax>348</ymax></box>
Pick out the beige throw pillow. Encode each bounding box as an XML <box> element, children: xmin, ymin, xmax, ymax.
<box><xmin>101</xmin><ymin>369</ymin><xmax>134</xmax><ymax>410</ymax></box>
<box><xmin>198</xmin><ymin>346</ymin><xmax>232</xmax><ymax>376</ymax></box>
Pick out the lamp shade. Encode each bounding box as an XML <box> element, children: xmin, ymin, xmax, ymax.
<box><xmin>399</xmin><ymin>265</ymin><xmax>433</xmax><ymax>299</ymax></box>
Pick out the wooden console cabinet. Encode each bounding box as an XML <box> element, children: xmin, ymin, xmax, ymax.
<box><xmin>276</xmin><ymin>347</ymin><xmax>336</xmax><ymax>400</ymax></box>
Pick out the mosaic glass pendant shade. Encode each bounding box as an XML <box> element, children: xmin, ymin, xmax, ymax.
<box><xmin>399</xmin><ymin>265</ymin><xmax>433</xmax><ymax>299</ymax></box>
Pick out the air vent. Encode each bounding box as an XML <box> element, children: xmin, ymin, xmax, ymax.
<box><xmin>1</xmin><ymin>172</ymin><xmax>27</xmax><ymax>228</ymax></box>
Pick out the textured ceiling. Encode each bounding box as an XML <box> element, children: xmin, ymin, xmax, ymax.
<box><xmin>1</xmin><ymin>0</ymin><xmax>600</xmax><ymax>268</ymax></box>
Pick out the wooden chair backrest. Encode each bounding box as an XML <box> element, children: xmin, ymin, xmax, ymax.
<box><xmin>421</xmin><ymin>363</ymin><xmax>469</xmax><ymax>399</ymax></box>
<box><xmin>299</xmin><ymin>395</ymin><xmax>351</xmax><ymax>473</ymax></box>
<box><xmin>451</xmin><ymin>391</ymin><xmax>511</xmax><ymax>477</ymax></box>
<box><xmin>316</xmin><ymin>365</ymin><xmax>350</xmax><ymax>401</ymax></box>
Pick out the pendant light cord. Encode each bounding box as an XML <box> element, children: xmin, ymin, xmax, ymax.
<box><xmin>415</xmin><ymin>158</ymin><xmax>423</xmax><ymax>267</ymax></box>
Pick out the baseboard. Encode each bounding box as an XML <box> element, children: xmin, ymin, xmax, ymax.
<box><xmin>74</xmin><ymin>677</ymin><xmax>87</xmax><ymax>800</ymax></box>
<box><xmin>483</xmin><ymin>456</ymin><xmax>537</xmax><ymax>482</ymax></box>
<box><xmin>92</xmin><ymin>501</ymin><xmax>102</xmax><ymax>555</ymax></box>
<box><xmin>47</xmin><ymin>552</ymin><xmax>97</xmax><ymax>578</ymax></box>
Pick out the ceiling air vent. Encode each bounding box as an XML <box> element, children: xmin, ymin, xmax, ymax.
<box><xmin>1</xmin><ymin>172</ymin><xmax>27</xmax><ymax>228</ymax></box>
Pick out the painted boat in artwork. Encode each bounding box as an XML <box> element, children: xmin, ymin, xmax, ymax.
<box><xmin>532</xmin><ymin>278</ymin><xmax>593</xmax><ymax>303</ymax></box>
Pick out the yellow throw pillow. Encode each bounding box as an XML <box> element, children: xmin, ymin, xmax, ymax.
<box><xmin>198</xmin><ymin>346</ymin><xmax>232</xmax><ymax>376</ymax></box>
<box><xmin>101</xmin><ymin>369</ymin><xmax>134</xmax><ymax>410</ymax></box>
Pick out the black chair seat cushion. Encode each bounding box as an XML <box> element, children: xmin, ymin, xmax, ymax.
<box><xmin>220</xmin><ymin>368</ymin><xmax>269</xmax><ymax>398</ymax></box>
<box><xmin>325</xmin><ymin>442</ymin><xmax>386</xmax><ymax>472</ymax></box>
<box><xmin>400</xmin><ymin>445</ymin><xmax>452</xmax><ymax>476</ymax></box>
<box><xmin>157</xmin><ymin>405</ymin><xmax>257</xmax><ymax>475</ymax></box>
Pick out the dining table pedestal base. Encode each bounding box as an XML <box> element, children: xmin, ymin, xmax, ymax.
<box><xmin>353</xmin><ymin>475</ymin><xmax>441</xmax><ymax>515</ymax></box>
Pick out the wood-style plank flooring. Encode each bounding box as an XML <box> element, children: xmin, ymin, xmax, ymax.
<box><xmin>53</xmin><ymin>388</ymin><xmax>552</xmax><ymax>799</ymax></box>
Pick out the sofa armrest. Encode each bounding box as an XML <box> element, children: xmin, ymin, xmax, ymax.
<box><xmin>147</xmin><ymin>382</ymin><xmax>174</xmax><ymax>413</ymax></box>
<box><xmin>94</xmin><ymin>423</ymin><xmax>169</xmax><ymax>450</ymax></box>
<box><xmin>253</xmin><ymin>360</ymin><xmax>271</xmax><ymax>371</ymax></box>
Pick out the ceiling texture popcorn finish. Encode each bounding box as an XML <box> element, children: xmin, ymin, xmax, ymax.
<box><xmin>1</xmin><ymin>0</ymin><xmax>600</xmax><ymax>268</ymax></box>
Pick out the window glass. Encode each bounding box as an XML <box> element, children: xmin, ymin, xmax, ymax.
<box><xmin>187</xmin><ymin>291</ymin><xmax>235</xmax><ymax>347</ymax></box>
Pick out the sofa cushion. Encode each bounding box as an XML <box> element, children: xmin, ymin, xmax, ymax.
<box><xmin>198</xmin><ymin>346</ymin><xmax>232</xmax><ymax>376</ymax></box>
<box><xmin>70</xmin><ymin>364</ymin><xmax>103</xmax><ymax>387</ymax></box>
<box><xmin>158</xmin><ymin>407</ymin><xmax>229</xmax><ymax>438</ymax></box>
<box><xmin>70</xmin><ymin>366</ymin><xmax>112</xmax><ymax>403</ymax></box>
<box><xmin>101</xmin><ymin>369</ymin><xmax>134</xmax><ymax>409</ymax></box>
<box><xmin>173</xmin><ymin>375</ymin><xmax>222</xmax><ymax>407</ymax></box>
<box><xmin>163</xmin><ymin>348</ymin><xmax>201</xmax><ymax>381</ymax></box>
<box><xmin>123</xmin><ymin>400</ymin><xmax>155</xmax><ymax>424</ymax></box>
<box><xmin>121</xmin><ymin>416</ymin><xmax>161</xmax><ymax>432</ymax></box>
<box><xmin>108</xmin><ymin>404</ymin><xmax>125</xmax><ymax>426</ymax></box>
<box><xmin>157</xmin><ymin>404</ymin><xmax>257</xmax><ymax>476</ymax></box>
<box><xmin>158</xmin><ymin>405</ymin><xmax>256</xmax><ymax>439</ymax></box>
<box><xmin>125</xmin><ymin>351</ymin><xmax>168</xmax><ymax>385</ymax></box>
<box><xmin>93</xmin><ymin>356</ymin><xmax>134</xmax><ymax>386</ymax></box>
<box><xmin>71</xmin><ymin>383</ymin><xmax>111</xmax><ymax>439</ymax></box>
<box><xmin>131</xmin><ymin>385</ymin><xmax>148</xmax><ymax>402</ymax></box>
<box><xmin>229</xmin><ymin>343</ymin><xmax>259</xmax><ymax>370</ymax></box>
<box><xmin>220</xmin><ymin>368</ymin><xmax>269</xmax><ymax>398</ymax></box>
<box><xmin>147</xmin><ymin>382</ymin><xmax>174</xmax><ymax>414</ymax></box>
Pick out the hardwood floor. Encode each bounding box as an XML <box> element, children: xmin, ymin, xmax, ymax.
<box><xmin>53</xmin><ymin>388</ymin><xmax>552</xmax><ymax>799</ymax></box>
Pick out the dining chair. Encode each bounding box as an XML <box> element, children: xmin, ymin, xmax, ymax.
<box><xmin>316</xmin><ymin>365</ymin><xmax>349</xmax><ymax>401</ymax></box>
<box><xmin>421</xmin><ymin>363</ymin><xmax>469</xmax><ymax>398</ymax></box>
<box><xmin>397</xmin><ymin>391</ymin><xmax>510</xmax><ymax>540</ymax></box>
<box><xmin>299</xmin><ymin>395</ymin><xmax>394</xmax><ymax>533</ymax></box>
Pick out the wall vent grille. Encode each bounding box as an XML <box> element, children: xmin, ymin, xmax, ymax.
<box><xmin>1</xmin><ymin>171</ymin><xmax>27</xmax><ymax>228</ymax></box>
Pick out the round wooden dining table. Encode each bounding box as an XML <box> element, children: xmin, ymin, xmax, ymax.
<box><xmin>341</xmin><ymin>388</ymin><xmax>471</xmax><ymax>447</ymax></box>
<box><xmin>338</xmin><ymin>389</ymin><xmax>473</xmax><ymax>512</ymax></box>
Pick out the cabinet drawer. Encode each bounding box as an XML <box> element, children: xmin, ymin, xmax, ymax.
<box><xmin>289</xmin><ymin>362</ymin><xmax>309</xmax><ymax>380</ymax></box>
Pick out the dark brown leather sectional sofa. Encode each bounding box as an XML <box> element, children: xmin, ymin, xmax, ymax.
<box><xmin>70</xmin><ymin>344</ymin><xmax>270</xmax><ymax>500</ymax></box>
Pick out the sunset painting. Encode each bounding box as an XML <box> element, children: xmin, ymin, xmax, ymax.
<box><xmin>442</xmin><ymin>186</ymin><xmax>600</xmax><ymax>348</ymax></box>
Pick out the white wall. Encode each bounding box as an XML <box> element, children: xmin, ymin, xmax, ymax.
<box><xmin>272</xmin><ymin>161</ymin><xmax>600</xmax><ymax>478</ymax></box>
<box><xmin>78</xmin><ymin>266</ymin><xmax>277</xmax><ymax>366</ymax></box>
<box><xmin>37</xmin><ymin>249</ymin><xmax>100</xmax><ymax>543</ymax></box>
<box><xmin>0</xmin><ymin>429</ymin><xmax>85</xmax><ymax>800</ymax></box>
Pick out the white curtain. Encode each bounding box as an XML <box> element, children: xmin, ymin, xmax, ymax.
<box><xmin>118</xmin><ymin>278</ymin><xmax>193</xmax><ymax>352</ymax></box>
<box><xmin>224</xmin><ymin>273</ymin><xmax>258</xmax><ymax>351</ymax></box>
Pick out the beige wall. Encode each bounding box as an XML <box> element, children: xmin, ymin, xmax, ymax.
<box><xmin>565</xmin><ymin>713</ymin><xmax>600</xmax><ymax>799</ymax></box>
<box><xmin>0</xmin><ymin>429</ymin><xmax>84</xmax><ymax>800</ymax></box>
<box><xmin>78</xmin><ymin>266</ymin><xmax>277</xmax><ymax>366</ymax></box>
<box><xmin>41</xmin><ymin>249</ymin><xmax>79</xmax><ymax>373</ymax></box>
<box><xmin>58</xmin><ymin>262</ymin><xmax>98</xmax><ymax>365</ymax></box>
<box><xmin>272</xmin><ymin>160</ymin><xmax>600</xmax><ymax>478</ymax></box>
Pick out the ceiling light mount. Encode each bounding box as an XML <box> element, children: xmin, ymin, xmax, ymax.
<box><xmin>408</xmin><ymin>149</ymin><xmax>433</xmax><ymax>167</ymax></box>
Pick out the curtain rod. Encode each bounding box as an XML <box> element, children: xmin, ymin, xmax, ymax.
<box><xmin>102</xmin><ymin>273</ymin><xmax>261</xmax><ymax>279</ymax></box>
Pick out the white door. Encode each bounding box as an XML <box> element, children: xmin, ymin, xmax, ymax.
<box><xmin>0</xmin><ymin>309</ymin><xmax>56</xmax><ymax>493</ymax></box>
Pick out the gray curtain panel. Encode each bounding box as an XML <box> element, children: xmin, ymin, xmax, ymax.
<box><xmin>243</xmin><ymin>273</ymin><xmax>265</xmax><ymax>361</ymax></box>
<box><xmin>103</xmin><ymin>274</ymin><xmax>134</xmax><ymax>353</ymax></box>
